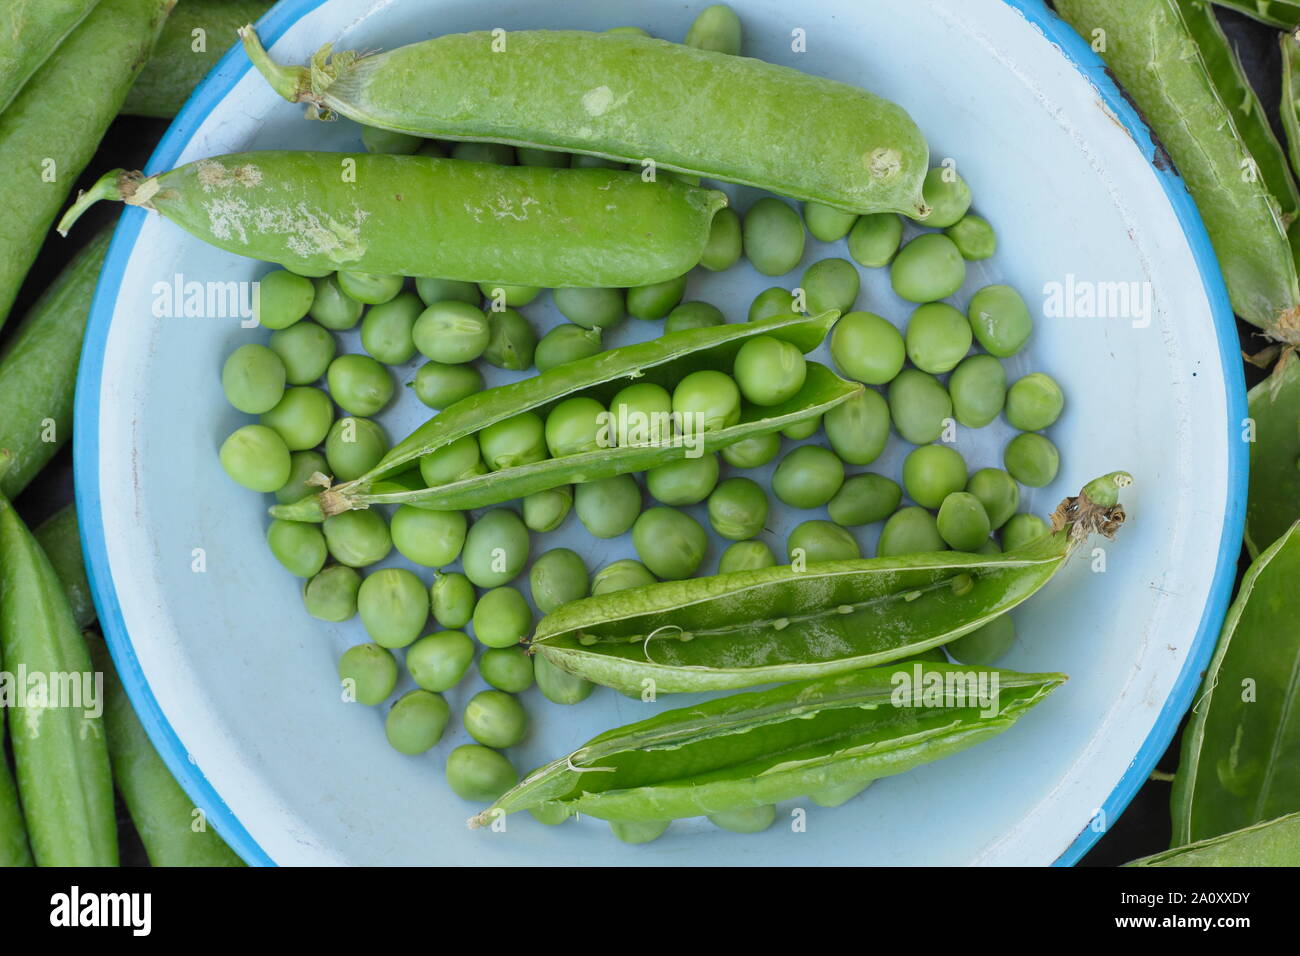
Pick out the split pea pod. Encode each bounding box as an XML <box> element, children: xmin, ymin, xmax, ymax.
<box><xmin>531</xmin><ymin>474</ymin><xmax>1130</xmax><ymax>694</ymax></box>
<box><xmin>272</xmin><ymin>311</ymin><xmax>857</xmax><ymax>521</ymax></box>
<box><xmin>468</xmin><ymin>662</ymin><xmax>1065</xmax><ymax>828</ymax></box>
<box><xmin>0</xmin><ymin>0</ymin><xmax>100</xmax><ymax>114</ymax></box>
<box><xmin>239</xmin><ymin>27</ymin><xmax>929</xmax><ymax>217</ymax></box>
<box><xmin>59</xmin><ymin>151</ymin><xmax>726</xmax><ymax>288</ymax></box>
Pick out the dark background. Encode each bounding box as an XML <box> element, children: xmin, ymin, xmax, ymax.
<box><xmin>0</xmin><ymin>4</ymin><xmax>1279</xmax><ymax>867</ymax></box>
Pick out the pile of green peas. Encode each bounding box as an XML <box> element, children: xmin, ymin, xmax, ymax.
<box><xmin>215</xmin><ymin>126</ymin><xmax>1067</xmax><ymax>825</ymax></box>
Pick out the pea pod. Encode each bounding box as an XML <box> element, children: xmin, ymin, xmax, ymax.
<box><xmin>1170</xmin><ymin>521</ymin><xmax>1300</xmax><ymax>845</ymax></box>
<box><xmin>0</xmin><ymin>0</ymin><xmax>99</xmax><ymax>114</ymax></box>
<box><xmin>1129</xmin><ymin>811</ymin><xmax>1300</xmax><ymax>866</ymax></box>
<box><xmin>468</xmin><ymin>662</ymin><xmax>1065</xmax><ymax>828</ymax></box>
<box><xmin>273</xmin><ymin>311</ymin><xmax>854</xmax><ymax>520</ymax></box>
<box><xmin>59</xmin><ymin>151</ymin><xmax>727</xmax><ymax>288</ymax></box>
<box><xmin>1213</xmin><ymin>0</ymin><xmax>1300</xmax><ymax>28</ymax></box>
<box><xmin>0</xmin><ymin>594</ymin><xmax>32</xmax><ymax>866</ymax></box>
<box><xmin>34</xmin><ymin>505</ymin><xmax>96</xmax><ymax>630</ymax></box>
<box><xmin>1282</xmin><ymin>28</ymin><xmax>1300</xmax><ymax>183</ymax></box>
<box><xmin>240</xmin><ymin>27</ymin><xmax>929</xmax><ymax>217</ymax></box>
<box><xmin>1245</xmin><ymin>358</ymin><xmax>1300</xmax><ymax>556</ymax></box>
<box><xmin>532</xmin><ymin>475</ymin><xmax>1130</xmax><ymax>694</ymax></box>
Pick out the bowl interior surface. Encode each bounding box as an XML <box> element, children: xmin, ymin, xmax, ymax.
<box><xmin>78</xmin><ymin>0</ymin><xmax>1244</xmax><ymax>865</ymax></box>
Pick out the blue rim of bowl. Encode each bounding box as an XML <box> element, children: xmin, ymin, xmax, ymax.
<box><xmin>74</xmin><ymin>0</ymin><xmax>1247</xmax><ymax>868</ymax></box>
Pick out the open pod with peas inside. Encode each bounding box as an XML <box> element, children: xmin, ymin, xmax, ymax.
<box><xmin>530</xmin><ymin>474</ymin><xmax>1130</xmax><ymax>695</ymax></box>
<box><xmin>468</xmin><ymin>662</ymin><xmax>1065</xmax><ymax>831</ymax></box>
<box><xmin>272</xmin><ymin>312</ymin><xmax>855</xmax><ymax>519</ymax></box>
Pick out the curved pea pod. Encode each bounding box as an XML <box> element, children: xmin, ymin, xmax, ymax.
<box><xmin>531</xmin><ymin>475</ymin><xmax>1129</xmax><ymax>694</ymax></box>
<box><xmin>58</xmin><ymin>151</ymin><xmax>726</xmax><ymax>289</ymax></box>
<box><xmin>1130</xmin><ymin>811</ymin><xmax>1300</xmax><ymax>866</ymax></box>
<box><xmin>240</xmin><ymin>28</ymin><xmax>929</xmax><ymax>217</ymax></box>
<box><xmin>1170</xmin><ymin>521</ymin><xmax>1300</xmax><ymax>846</ymax></box>
<box><xmin>468</xmin><ymin>662</ymin><xmax>1065</xmax><ymax>828</ymax></box>
<box><xmin>1244</xmin><ymin>358</ymin><xmax>1300</xmax><ymax>556</ymax></box>
<box><xmin>273</xmin><ymin>311</ymin><xmax>856</xmax><ymax>519</ymax></box>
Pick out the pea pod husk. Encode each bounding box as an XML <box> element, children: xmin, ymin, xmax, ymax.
<box><xmin>531</xmin><ymin>476</ymin><xmax>1128</xmax><ymax>694</ymax></box>
<box><xmin>273</xmin><ymin>311</ymin><xmax>854</xmax><ymax>520</ymax></box>
<box><xmin>33</xmin><ymin>505</ymin><xmax>96</xmax><ymax>630</ymax></box>
<box><xmin>0</xmin><ymin>0</ymin><xmax>99</xmax><ymax>114</ymax></box>
<box><xmin>1244</xmin><ymin>358</ymin><xmax>1300</xmax><ymax>556</ymax></box>
<box><xmin>1129</xmin><ymin>810</ymin><xmax>1300</xmax><ymax>866</ymax></box>
<box><xmin>58</xmin><ymin>151</ymin><xmax>727</xmax><ymax>288</ymax></box>
<box><xmin>240</xmin><ymin>27</ymin><xmax>929</xmax><ymax>217</ymax></box>
<box><xmin>469</xmin><ymin>662</ymin><xmax>1065</xmax><ymax>827</ymax></box>
<box><xmin>1213</xmin><ymin>0</ymin><xmax>1300</xmax><ymax>29</ymax></box>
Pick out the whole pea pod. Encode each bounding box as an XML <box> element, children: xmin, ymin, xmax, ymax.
<box><xmin>1129</xmin><ymin>811</ymin><xmax>1300</xmax><ymax>866</ymax></box>
<box><xmin>34</xmin><ymin>505</ymin><xmax>96</xmax><ymax>630</ymax></box>
<box><xmin>1244</xmin><ymin>358</ymin><xmax>1300</xmax><ymax>556</ymax></box>
<box><xmin>0</xmin><ymin>0</ymin><xmax>100</xmax><ymax>114</ymax></box>
<box><xmin>239</xmin><ymin>27</ymin><xmax>929</xmax><ymax>217</ymax></box>
<box><xmin>531</xmin><ymin>474</ymin><xmax>1130</xmax><ymax>694</ymax></box>
<box><xmin>468</xmin><ymin>661</ymin><xmax>1065</xmax><ymax>829</ymax></box>
<box><xmin>1214</xmin><ymin>0</ymin><xmax>1300</xmax><ymax>28</ymax></box>
<box><xmin>58</xmin><ymin>151</ymin><xmax>727</xmax><ymax>288</ymax></box>
<box><xmin>272</xmin><ymin>311</ymin><xmax>857</xmax><ymax>521</ymax></box>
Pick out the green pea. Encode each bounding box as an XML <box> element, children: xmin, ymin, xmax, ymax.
<box><xmin>446</xmin><ymin>745</ymin><xmax>518</xmax><ymax>802</ymax></box>
<box><xmin>887</xmin><ymin>369</ymin><xmax>953</xmax><ymax>445</ymax></box>
<box><xmin>1001</xmin><ymin>513</ymin><xmax>1050</xmax><ymax>552</ymax></box>
<box><xmin>610</xmin><ymin>382</ymin><xmax>673</xmax><ymax>447</ymax></box>
<box><xmin>877</xmin><ymin>506</ymin><xmax>947</xmax><ymax>557</ymax></box>
<box><xmin>284</xmin><ymin>262</ymin><xmax>333</xmax><ymax>279</ymax></box>
<box><xmin>406</xmin><ymin>630</ymin><xmax>474</xmax><ymax>691</ymax></box>
<box><xmin>472</xmin><ymin>587</ymin><xmax>533</xmax><ymax>648</ymax></box>
<box><xmin>419</xmin><ymin>434</ymin><xmax>485</xmax><ymax>487</ymax></box>
<box><xmin>733</xmin><ymin>335</ymin><xmax>807</xmax><ymax>407</ymax></box>
<box><xmin>699</xmin><ymin>207</ymin><xmax>742</xmax><ymax>271</ymax></box>
<box><xmin>483</xmin><ymin>308</ymin><xmax>537</xmax><ymax>370</ymax></box>
<box><xmin>276</xmin><ymin>449</ymin><xmax>330</xmax><ymax>504</ymax></box>
<box><xmin>259</xmin><ymin>386</ymin><xmax>333</xmax><ymax>450</ymax></box>
<box><xmin>529</xmin><ymin>547</ymin><xmax>589</xmax><ymax>614</ymax></box>
<box><xmin>748</xmin><ymin>286</ymin><xmax>799</xmax><ymax>323</ymax></box>
<box><xmin>523</xmin><ymin>485</ymin><xmax>573</xmax><ymax>533</ymax></box>
<box><xmin>718</xmin><ymin>539</ymin><xmax>777</xmax><ymax>573</ymax></box>
<box><xmin>708</xmin><ymin>805</ymin><xmax>776</xmax><ymax>833</ymax></box>
<box><xmin>944</xmin><ymin>214</ymin><xmax>996</xmax><ymax>260</ymax></box>
<box><xmin>337</xmin><ymin>271</ymin><xmax>403</xmax><ymax>305</ymax></box>
<box><xmin>936</xmin><ymin>492</ymin><xmax>992</xmax><ymax>551</ymax></box>
<box><xmin>360</xmin><ymin>291</ymin><xmax>421</xmax><ymax>365</ymax></box>
<box><xmin>384</xmin><ymin>690</ymin><xmax>450</xmax><ymax>755</ymax></box>
<box><xmin>828</xmin><ymin>473</ymin><xmax>902</xmax><ymax>526</ymax></box>
<box><xmin>219</xmin><ymin>424</ymin><xmax>291</xmax><ymax>492</ymax></box>
<box><xmin>646</xmin><ymin>452</ymin><xmax>720</xmax><ymax>506</ymax></box>
<box><xmin>410</xmin><ymin>361</ymin><xmax>483</xmax><ymax>410</ymax></box>
<box><xmin>787</xmin><ymin>519</ymin><xmax>861</xmax><ymax>563</ymax></box>
<box><xmin>515</xmin><ymin>147</ymin><xmax>570</xmax><ymax>167</ymax></box>
<box><xmin>222</xmin><ymin>344</ymin><xmax>286</xmax><ymax>414</ymax></box>
<box><xmin>802</xmin><ymin>257</ymin><xmax>860</xmax><ymax>316</ymax></box>
<box><xmin>323</xmin><ymin>508</ymin><xmax>392</xmax><ymax>567</ymax></box>
<box><xmin>902</xmin><ymin>444</ymin><xmax>967</xmax><ymax>509</ymax></box>
<box><xmin>535</xmin><ymin>324</ymin><xmax>603</xmax><ymax>372</ymax></box>
<box><xmin>846</xmin><ymin>213</ymin><xmax>903</xmax><ymax>268</ymax></box>
<box><xmin>327</xmin><ymin>354</ymin><xmax>393</xmax><ymax>417</ymax></box>
<box><xmin>452</xmin><ymin>141</ymin><xmax>515</xmax><ymax>164</ymax></box>
<box><xmin>479</xmin><ymin>411</ymin><xmax>548</xmax><ymax>471</ymax></box>
<box><xmin>255</xmin><ymin>269</ymin><xmax>316</xmax><ymax>330</ymax></box>
<box><xmin>574</xmin><ymin>474</ymin><xmax>642</xmax><ymax>538</ymax></box>
<box><xmin>721</xmin><ymin>431</ymin><xmax>781</xmax><ymax>469</ymax></box>
<box><xmin>743</xmin><ymin>197</ymin><xmax>806</xmax><ymax>276</ymax></box>
<box><xmin>809</xmin><ymin>781</ymin><xmax>874</xmax><ymax>807</ymax></box>
<box><xmin>270</xmin><ymin>321</ymin><xmax>336</xmax><ymax>385</ymax></box>
<box><xmin>309</xmin><ymin>275</ymin><xmax>364</xmax><ymax>331</ymax></box>
<box><xmin>463</xmin><ymin>509</ymin><xmax>530</xmax><ymax>587</ymax></box>
<box><xmin>610</xmin><ymin>819</ymin><xmax>671</xmax><ymax>844</ymax></box>
<box><xmin>529</xmin><ymin>803</ymin><xmax>573</xmax><ymax>826</ymax></box>
<box><xmin>824</xmin><ymin>389</ymin><xmax>890</xmax><ymax>465</ymax></box>
<box><xmin>1004</xmin><ymin>432</ymin><xmax>1060</xmax><ymax>487</ymax></box>
<box><xmin>905</xmin><ymin>302</ymin><xmax>972</xmax><ymax>374</ymax></box>
<box><xmin>803</xmin><ymin>201</ymin><xmax>858</xmax><ymax>242</ymax></box>
<box><xmin>545</xmin><ymin>397</ymin><xmax>608</xmax><ymax>457</ymax></box>
<box><xmin>627</xmin><ymin>274</ymin><xmax>688</xmax><ymax>320</ymax></box>
<box><xmin>672</xmin><ymin>370</ymin><xmax>740</xmax><ymax>432</ymax></box>
<box><xmin>948</xmin><ymin>354</ymin><xmax>1007</xmax><ymax>428</ymax></box>
<box><xmin>967</xmin><ymin>285</ymin><xmax>1033</xmax><ymax>357</ymax></box>
<box><xmin>358</xmin><ymin>568</ymin><xmax>428</xmax><ymax>648</ymax></box>
<box><xmin>1005</xmin><ymin>373</ymin><xmax>1064</xmax><ymax>431</ymax></box>
<box><xmin>303</xmin><ymin>565</ymin><xmax>361</xmax><ymax>622</ymax></box>
<box><xmin>479</xmin><ymin>283</ymin><xmax>540</xmax><ymax>307</ymax></box>
<box><xmin>265</xmin><ymin>518</ymin><xmax>327</xmax><ymax>578</ymax></box>
<box><xmin>685</xmin><ymin>3</ymin><xmax>742</xmax><ymax>53</ymax></box>
<box><xmin>552</xmin><ymin>287</ymin><xmax>625</xmax><ymax>330</ymax></box>
<box><xmin>633</xmin><ymin>507</ymin><xmax>708</xmax><ymax>580</ymax></box>
<box><xmin>966</xmin><ymin>468</ymin><xmax>1020</xmax><ymax>530</ymax></box>
<box><xmin>782</xmin><ymin>416</ymin><xmax>821</xmax><ymax>440</ymax></box>
<box><xmin>708</xmin><ymin>477</ymin><xmax>769</xmax><ymax>540</ymax></box>
<box><xmin>829</xmin><ymin>311</ymin><xmax>905</xmax><ymax>385</ymax></box>
<box><xmin>361</xmin><ymin>126</ymin><xmax>423</xmax><ymax>154</ymax></box>
<box><xmin>324</xmin><ymin>416</ymin><xmax>387</xmax><ymax>481</ymax></box>
<box><xmin>390</xmin><ymin>506</ymin><xmax>467</xmax><ymax>568</ymax></box>
<box><xmin>480</xmin><ymin>647</ymin><xmax>535</xmax><ymax>694</ymax></box>
<box><xmin>773</xmin><ymin>445</ymin><xmax>845</xmax><ymax>508</ymax></box>
<box><xmin>591</xmin><ymin>559</ymin><xmax>657</xmax><ymax>595</ymax></box>
<box><xmin>534</xmin><ymin>653</ymin><xmax>594</xmax><ymax>705</ymax></box>
<box><xmin>464</xmin><ymin>690</ymin><xmax>528</xmax><ymax>748</ymax></box>
<box><xmin>890</xmin><ymin>233</ymin><xmax>966</xmax><ymax>303</ymax></box>
<box><xmin>415</xmin><ymin>277</ymin><xmax>480</xmax><ymax>307</ymax></box>
<box><xmin>430</xmin><ymin>572</ymin><xmax>476</xmax><ymax>629</ymax></box>
<box><xmin>338</xmin><ymin>643</ymin><xmax>398</xmax><ymax>706</ymax></box>
<box><xmin>413</xmin><ymin>301</ymin><xmax>491</xmax><ymax>363</ymax></box>
<box><xmin>664</xmin><ymin>300</ymin><xmax>725</xmax><ymax>332</ymax></box>
<box><xmin>947</xmin><ymin>614</ymin><xmax>1016</xmax><ymax>665</ymax></box>
<box><xmin>605</xmin><ymin>25</ymin><xmax>651</xmax><ymax>35</ymax></box>
<box><xmin>918</xmin><ymin>166</ymin><xmax>973</xmax><ymax>228</ymax></box>
<box><xmin>569</xmin><ymin>153</ymin><xmax>622</xmax><ymax>169</ymax></box>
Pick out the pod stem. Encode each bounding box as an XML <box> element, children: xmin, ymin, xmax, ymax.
<box><xmin>238</xmin><ymin>25</ymin><xmax>313</xmax><ymax>105</ymax></box>
<box><xmin>56</xmin><ymin>170</ymin><xmax>150</xmax><ymax>236</ymax></box>
<box><xmin>1052</xmin><ymin>471</ymin><xmax>1132</xmax><ymax>544</ymax></box>
<box><xmin>266</xmin><ymin>481</ymin><xmax>357</xmax><ymax>522</ymax></box>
